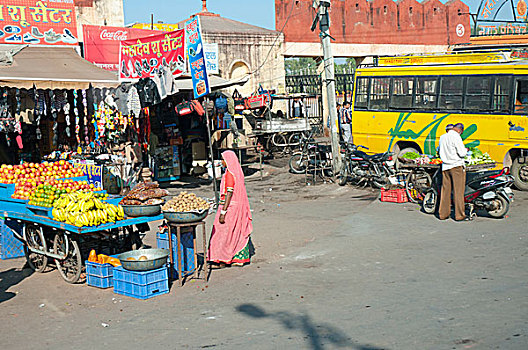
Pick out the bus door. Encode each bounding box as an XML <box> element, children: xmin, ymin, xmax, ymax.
<box><xmin>511</xmin><ymin>78</ymin><xmax>528</xmax><ymax>140</ymax></box>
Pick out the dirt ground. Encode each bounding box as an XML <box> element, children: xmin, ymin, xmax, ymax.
<box><xmin>0</xmin><ymin>159</ymin><xmax>527</xmax><ymax>350</ymax></box>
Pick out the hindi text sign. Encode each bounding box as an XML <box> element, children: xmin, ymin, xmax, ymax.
<box><xmin>119</xmin><ymin>29</ymin><xmax>185</xmax><ymax>79</ymax></box>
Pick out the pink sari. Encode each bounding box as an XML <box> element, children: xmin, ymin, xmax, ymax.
<box><xmin>208</xmin><ymin>151</ymin><xmax>253</xmax><ymax>263</ymax></box>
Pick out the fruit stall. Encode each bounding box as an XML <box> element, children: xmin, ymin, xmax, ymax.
<box><xmin>0</xmin><ymin>161</ymin><xmax>211</xmax><ymax>296</ymax></box>
<box><xmin>398</xmin><ymin>148</ymin><xmax>497</xmax><ymax>204</ymax></box>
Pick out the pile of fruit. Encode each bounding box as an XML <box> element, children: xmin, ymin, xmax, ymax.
<box><xmin>162</xmin><ymin>191</ymin><xmax>210</xmax><ymax>212</ymax></box>
<box><xmin>465</xmin><ymin>147</ymin><xmax>494</xmax><ymax>165</ymax></box>
<box><xmin>25</xmin><ymin>180</ymin><xmax>103</xmax><ymax>204</ymax></box>
<box><xmin>119</xmin><ymin>182</ymin><xmax>168</xmax><ymax>206</ymax></box>
<box><xmin>2</xmin><ymin>161</ymin><xmax>87</xmax><ymax>200</ymax></box>
<box><xmin>52</xmin><ymin>191</ymin><xmax>124</xmax><ymax>227</ymax></box>
<box><xmin>88</xmin><ymin>250</ymin><xmax>121</xmax><ymax>266</ymax></box>
<box><xmin>429</xmin><ymin>158</ymin><xmax>443</xmax><ymax>165</ymax></box>
<box><xmin>0</xmin><ymin>160</ymin><xmax>83</xmax><ymax>184</ymax></box>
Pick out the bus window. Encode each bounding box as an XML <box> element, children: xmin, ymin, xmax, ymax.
<box><xmin>514</xmin><ymin>78</ymin><xmax>528</xmax><ymax>114</ymax></box>
<box><xmin>466</xmin><ymin>76</ymin><xmax>491</xmax><ymax>111</ymax></box>
<box><xmin>439</xmin><ymin>76</ymin><xmax>463</xmax><ymax>110</ymax></box>
<box><xmin>369</xmin><ymin>77</ymin><xmax>390</xmax><ymax>110</ymax></box>
<box><xmin>390</xmin><ymin>77</ymin><xmax>414</xmax><ymax>109</ymax></box>
<box><xmin>415</xmin><ymin>77</ymin><xmax>438</xmax><ymax>109</ymax></box>
<box><xmin>354</xmin><ymin>77</ymin><xmax>369</xmax><ymax>109</ymax></box>
<box><xmin>493</xmin><ymin>76</ymin><xmax>511</xmax><ymax>113</ymax></box>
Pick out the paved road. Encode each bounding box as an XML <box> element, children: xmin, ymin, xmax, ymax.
<box><xmin>1</xmin><ymin>171</ymin><xmax>527</xmax><ymax>350</ymax></box>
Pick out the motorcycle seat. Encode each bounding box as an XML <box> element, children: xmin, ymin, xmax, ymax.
<box><xmin>466</xmin><ymin>169</ymin><xmax>501</xmax><ymax>182</ymax></box>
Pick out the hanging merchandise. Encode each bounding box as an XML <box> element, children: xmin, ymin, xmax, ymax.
<box><xmin>82</xmin><ymin>89</ymin><xmax>90</xmax><ymax>144</ymax></box>
<box><xmin>64</xmin><ymin>91</ymin><xmax>71</xmax><ymax>138</ymax></box>
<box><xmin>1</xmin><ymin>89</ymin><xmax>12</xmax><ymax>146</ymax></box>
<box><xmin>49</xmin><ymin>90</ymin><xmax>59</xmax><ymax>147</ymax></box>
<box><xmin>175</xmin><ymin>101</ymin><xmax>194</xmax><ymax>116</ymax></box>
<box><xmin>73</xmin><ymin>90</ymin><xmax>80</xmax><ymax>144</ymax></box>
<box><xmin>135</xmin><ymin>78</ymin><xmax>161</xmax><ymax>108</ymax></box>
<box><xmin>33</xmin><ymin>88</ymin><xmax>42</xmax><ymax>140</ymax></box>
<box><xmin>233</xmin><ymin>89</ymin><xmax>246</xmax><ymax>112</ymax></box>
<box><xmin>93</xmin><ymin>99</ymin><xmax>134</xmax><ymax>144</ymax></box>
<box><xmin>191</xmin><ymin>100</ymin><xmax>205</xmax><ymax>116</ymax></box>
<box><xmin>127</xmin><ymin>85</ymin><xmax>141</xmax><ymax>118</ymax></box>
<box><xmin>245</xmin><ymin>85</ymin><xmax>272</xmax><ymax>110</ymax></box>
<box><xmin>215</xmin><ymin>94</ymin><xmax>228</xmax><ymax>113</ymax></box>
<box><xmin>91</xmin><ymin>89</ymin><xmax>100</xmax><ymax>144</ymax></box>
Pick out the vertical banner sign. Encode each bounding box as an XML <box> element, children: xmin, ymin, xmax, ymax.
<box><xmin>0</xmin><ymin>0</ymin><xmax>78</xmax><ymax>46</ymax></box>
<box><xmin>185</xmin><ymin>17</ymin><xmax>210</xmax><ymax>98</ymax></box>
<box><xmin>203</xmin><ymin>43</ymin><xmax>219</xmax><ymax>75</ymax></box>
<box><xmin>119</xmin><ymin>29</ymin><xmax>186</xmax><ymax>79</ymax></box>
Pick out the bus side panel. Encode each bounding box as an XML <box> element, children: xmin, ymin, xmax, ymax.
<box><xmin>351</xmin><ymin>110</ymin><xmax>528</xmax><ymax>167</ymax></box>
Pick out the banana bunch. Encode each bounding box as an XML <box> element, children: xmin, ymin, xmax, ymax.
<box><xmin>52</xmin><ymin>191</ymin><xmax>125</xmax><ymax>227</ymax></box>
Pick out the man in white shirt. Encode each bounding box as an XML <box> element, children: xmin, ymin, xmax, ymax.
<box><xmin>438</xmin><ymin>123</ymin><xmax>468</xmax><ymax>221</ymax></box>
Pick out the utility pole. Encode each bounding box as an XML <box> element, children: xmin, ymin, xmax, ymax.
<box><xmin>312</xmin><ymin>0</ymin><xmax>341</xmax><ymax>172</ymax></box>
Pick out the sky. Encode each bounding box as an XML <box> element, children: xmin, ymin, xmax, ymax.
<box><xmin>123</xmin><ymin>1</ymin><xmax>517</xmax><ymax>31</ymax></box>
<box><xmin>124</xmin><ymin>0</ymin><xmax>276</xmax><ymax>29</ymax></box>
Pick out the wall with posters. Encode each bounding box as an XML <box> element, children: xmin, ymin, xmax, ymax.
<box><xmin>0</xmin><ymin>0</ymin><xmax>79</xmax><ymax>46</ymax></box>
<box><xmin>83</xmin><ymin>25</ymin><xmax>159</xmax><ymax>71</ymax></box>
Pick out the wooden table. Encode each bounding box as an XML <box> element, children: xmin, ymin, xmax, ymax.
<box><xmin>166</xmin><ymin>220</ymin><xmax>208</xmax><ymax>286</ymax></box>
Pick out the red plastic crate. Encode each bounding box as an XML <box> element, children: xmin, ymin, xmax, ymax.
<box><xmin>380</xmin><ymin>188</ymin><xmax>408</xmax><ymax>203</ymax></box>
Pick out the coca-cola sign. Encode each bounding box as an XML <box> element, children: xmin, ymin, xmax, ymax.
<box><xmin>100</xmin><ymin>29</ymin><xmax>129</xmax><ymax>41</ymax></box>
<box><xmin>83</xmin><ymin>25</ymin><xmax>160</xmax><ymax>72</ymax></box>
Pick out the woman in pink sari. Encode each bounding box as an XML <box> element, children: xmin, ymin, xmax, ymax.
<box><xmin>208</xmin><ymin>151</ymin><xmax>253</xmax><ymax>266</ymax></box>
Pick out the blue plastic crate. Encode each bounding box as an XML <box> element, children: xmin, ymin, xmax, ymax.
<box><xmin>156</xmin><ymin>231</ymin><xmax>196</xmax><ymax>273</ymax></box>
<box><xmin>0</xmin><ymin>219</ymin><xmax>24</xmax><ymax>260</ymax></box>
<box><xmin>113</xmin><ymin>266</ymin><xmax>169</xmax><ymax>299</ymax></box>
<box><xmin>113</xmin><ymin>265</ymin><xmax>168</xmax><ymax>285</ymax></box>
<box><xmin>87</xmin><ymin>274</ymin><xmax>113</xmax><ymax>288</ymax></box>
<box><xmin>86</xmin><ymin>260</ymin><xmax>114</xmax><ymax>277</ymax></box>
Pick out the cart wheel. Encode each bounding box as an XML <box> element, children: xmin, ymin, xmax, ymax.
<box><xmin>23</xmin><ymin>224</ymin><xmax>48</xmax><ymax>273</ymax></box>
<box><xmin>288</xmin><ymin>132</ymin><xmax>302</xmax><ymax>150</ymax></box>
<box><xmin>271</xmin><ymin>133</ymin><xmax>289</xmax><ymax>155</ymax></box>
<box><xmin>53</xmin><ymin>233</ymin><xmax>83</xmax><ymax>284</ymax></box>
<box><xmin>405</xmin><ymin>170</ymin><xmax>432</xmax><ymax>204</ymax></box>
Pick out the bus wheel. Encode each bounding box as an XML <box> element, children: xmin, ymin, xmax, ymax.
<box><xmin>511</xmin><ymin>157</ymin><xmax>528</xmax><ymax>191</ymax></box>
<box><xmin>396</xmin><ymin>147</ymin><xmax>420</xmax><ymax>170</ymax></box>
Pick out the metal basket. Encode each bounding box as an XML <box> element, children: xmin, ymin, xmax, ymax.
<box><xmin>163</xmin><ymin>209</ymin><xmax>208</xmax><ymax>223</ymax></box>
<box><xmin>121</xmin><ymin>204</ymin><xmax>161</xmax><ymax>217</ymax></box>
<box><xmin>117</xmin><ymin>249</ymin><xmax>169</xmax><ymax>271</ymax></box>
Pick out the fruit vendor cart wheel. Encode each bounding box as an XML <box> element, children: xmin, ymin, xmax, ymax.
<box><xmin>53</xmin><ymin>232</ymin><xmax>83</xmax><ymax>284</ymax></box>
<box><xmin>405</xmin><ymin>170</ymin><xmax>433</xmax><ymax>204</ymax></box>
<box><xmin>23</xmin><ymin>224</ymin><xmax>48</xmax><ymax>273</ymax></box>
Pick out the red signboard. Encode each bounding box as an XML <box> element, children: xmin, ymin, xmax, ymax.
<box><xmin>83</xmin><ymin>25</ymin><xmax>159</xmax><ymax>71</ymax></box>
<box><xmin>0</xmin><ymin>0</ymin><xmax>78</xmax><ymax>46</ymax></box>
<box><xmin>119</xmin><ymin>30</ymin><xmax>185</xmax><ymax>79</ymax></box>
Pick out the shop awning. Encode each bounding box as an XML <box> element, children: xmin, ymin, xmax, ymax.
<box><xmin>0</xmin><ymin>45</ymin><xmax>120</xmax><ymax>90</ymax></box>
<box><xmin>173</xmin><ymin>75</ymin><xmax>248</xmax><ymax>91</ymax></box>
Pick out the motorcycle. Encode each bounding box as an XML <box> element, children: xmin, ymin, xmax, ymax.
<box><xmin>337</xmin><ymin>143</ymin><xmax>395</xmax><ymax>188</ymax></box>
<box><xmin>288</xmin><ymin>129</ymin><xmax>317</xmax><ymax>174</ymax></box>
<box><xmin>422</xmin><ymin>167</ymin><xmax>515</xmax><ymax>219</ymax></box>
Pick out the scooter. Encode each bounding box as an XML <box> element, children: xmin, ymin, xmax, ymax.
<box><xmin>337</xmin><ymin>143</ymin><xmax>395</xmax><ymax>188</ymax></box>
<box><xmin>422</xmin><ymin>167</ymin><xmax>515</xmax><ymax>219</ymax></box>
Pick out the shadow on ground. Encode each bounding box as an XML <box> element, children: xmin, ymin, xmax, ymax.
<box><xmin>0</xmin><ymin>266</ymin><xmax>33</xmax><ymax>304</ymax></box>
<box><xmin>236</xmin><ymin>303</ymin><xmax>387</xmax><ymax>350</ymax></box>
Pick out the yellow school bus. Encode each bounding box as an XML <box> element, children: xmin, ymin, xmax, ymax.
<box><xmin>351</xmin><ymin>51</ymin><xmax>528</xmax><ymax>190</ymax></box>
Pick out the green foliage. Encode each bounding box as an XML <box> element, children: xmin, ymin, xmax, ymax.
<box><xmin>285</xmin><ymin>57</ymin><xmax>317</xmax><ymax>75</ymax></box>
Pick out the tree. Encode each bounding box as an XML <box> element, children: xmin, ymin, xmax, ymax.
<box><xmin>285</xmin><ymin>57</ymin><xmax>317</xmax><ymax>75</ymax></box>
